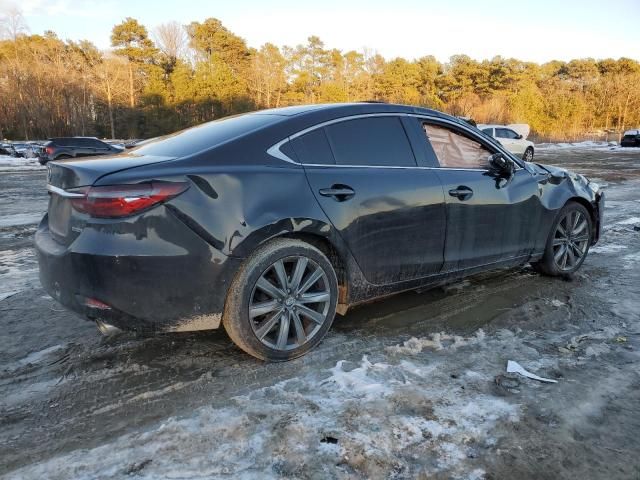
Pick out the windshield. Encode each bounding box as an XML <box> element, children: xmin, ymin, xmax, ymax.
<box><xmin>133</xmin><ymin>113</ymin><xmax>282</xmax><ymax>158</ymax></box>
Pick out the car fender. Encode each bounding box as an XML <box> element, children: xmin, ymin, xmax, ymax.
<box><xmin>532</xmin><ymin>164</ymin><xmax>599</xmax><ymax>251</ymax></box>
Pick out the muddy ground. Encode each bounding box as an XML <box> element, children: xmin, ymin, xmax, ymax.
<box><xmin>1</xmin><ymin>147</ymin><xmax>639</xmax><ymax>479</ymax></box>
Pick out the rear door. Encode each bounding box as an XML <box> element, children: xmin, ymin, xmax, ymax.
<box><xmin>290</xmin><ymin>115</ymin><xmax>446</xmax><ymax>285</ymax></box>
<box><xmin>414</xmin><ymin>118</ymin><xmax>542</xmax><ymax>271</ymax></box>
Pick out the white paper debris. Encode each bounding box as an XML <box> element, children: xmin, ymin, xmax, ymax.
<box><xmin>506</xmin><ymin>360</ymin><xmax>558</xmax><ymax>383</ymax></box>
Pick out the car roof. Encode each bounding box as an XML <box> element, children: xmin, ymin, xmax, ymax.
<box><xmin>477</xmin><ymin>124</ymin><xmax>515</xmax><ymax>129</ymax></box>
<box><xmin>253</xmin><ymin>102</ymin><xmax>446</xmax><ymax>118</ymax></box>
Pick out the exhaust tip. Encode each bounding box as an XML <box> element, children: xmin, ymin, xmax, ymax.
<box><xmin>96</xmin><ymin>320</ymin><xmax>122</xmax><ymax>336</ymax></box>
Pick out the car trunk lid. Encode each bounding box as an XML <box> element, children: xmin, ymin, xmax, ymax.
<box><xmin>46</xmin><ymin>153</ymin><xmax>174</xmax><ymax>245</ymax></box>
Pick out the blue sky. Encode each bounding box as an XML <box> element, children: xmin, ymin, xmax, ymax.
<box><xmin>6</xmin><ymin>0</ymin><xmax>640</xmax><ymax>62</ymax></box>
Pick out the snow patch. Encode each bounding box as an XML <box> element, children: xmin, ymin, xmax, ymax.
<box><xmin>7</xmin><ymin>349</ymin><xmax>519</xmax><ymax>479</ymax></box>
<box><xmin>590</xmin><ymin>243</ymin><xmax>628</xmax><ymax>254</ymax></box>
<box><xmin>386</xmin><ymin>329</ymin><xmax>486</xmax><ymax>355</ymax></box>
<box><xmin>0</xmin><ymin>212</ymin><xmax>43</xmax><ymax>228</ymax></box>
<box><xmin>535</xmin><ymin>141</ymin><xmax>640</xmax><ymax>152</ymax></box>
<box><xmin>0</xmin><ymin>154</ymin><xmax>45</xmax><ymax>171</ymax></box>
<box><xmin>0</xmin><ymin>248</ymin><xmax>39</xmax><ymax>300</ymax></box>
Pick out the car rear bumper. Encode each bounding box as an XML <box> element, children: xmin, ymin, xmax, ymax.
<box><xmin>35</xmin><ymin>210</ymin><xmax>242</xmax><ymax>332</ymax></box>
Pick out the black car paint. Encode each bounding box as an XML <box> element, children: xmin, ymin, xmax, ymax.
<box><xmin>35</xmin><ymin>103</ymin><xmax>604</xmax><ymax>332</ymax></box>
<box><xmin>621</xmin><ymin>134</ymin><xmax>640</xmax><ymax>147</ymax></box>
<box><xmin>39</xmin><ymin>137</ymin><xmax>124</xmax><ymax>165</ymax></box>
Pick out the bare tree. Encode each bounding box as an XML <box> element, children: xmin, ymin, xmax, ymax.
<box><xmin>0</xmin><ymin>3</ymin><xmax>28</xmax><ymax>40</ymax></box>
<box><xmin>153</xmin><ymin>21</ymin><xmax>188</xmax><ymax>64</ymax></box>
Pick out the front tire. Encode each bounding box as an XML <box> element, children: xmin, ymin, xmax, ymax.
<box><xmin>223</xmin><ymin>238</ymin><xmax>338</xmax><ymax>361</ymax></box>
<box><xmin>532</xmin><ymin>202</ymin><xmax>592</xmax><ymax>276</ymax></box>
<box><xmin>522</xmin><ymin>147</ymin><xmax>534</xmax><ymax>161</ymax></box>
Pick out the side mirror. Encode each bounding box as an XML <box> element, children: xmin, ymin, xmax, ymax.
<box><xmin>516</xmin><ymin>134</ymin><xmax>523</xmax><ymax>140</ymax></box>
<box><xmin>489</xmin><ymin>152</ymin><xmax>515</xmax><ymax>177</ymax></box>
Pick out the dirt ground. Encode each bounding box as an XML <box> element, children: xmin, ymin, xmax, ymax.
<box><xmin>1</xmin><ymin>147</ymin><xmax>639</xmax><ymax>479</ymax></box>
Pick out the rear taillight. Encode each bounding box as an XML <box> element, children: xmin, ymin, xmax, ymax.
<box><xmin>45</xmin><ymin>146</ymin><xmax>54</xmax><ymax>155</ymax></box>
<box><xmin>70</xmin><ymin>182</ymin><xmax>188</xmax><ymax>218</ymax></box>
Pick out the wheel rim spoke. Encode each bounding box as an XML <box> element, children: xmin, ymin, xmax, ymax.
<box><xmin>556</xmin><ymin>222</ymin><xmax>567</xmax><ymax>237</ymax></box>
<box><xmin>573</xmin><ymin>219</ymin><xmax>587</xmax><ymax>235</ymax></box>
<box><xmin>255</xmin><ymin>309</ymin><xmax>284</xmax><ymax>340</ymax></box>
<box><xmin>298</xmin><ymin>291</ymin><xmax>330</xmax><ymax>304</ymax></box>
<box><xmin>554</xmin><ymin>244</ymin><xmax>566</xmax><ymax>262</ymax></box>
<box><xmin>289</xmin><ymin>257</ymin><xmax>308</xmax><ymax>292</ymax></box>
<box><xmin>297</xmin><ymin>267</ymin><xmax>323</xmax><ymax>295</ymax></box>
<box><xmin>572</xmin><ymin>212</ymin><xmax>581</xmax><ymax>231</ymax></box>
<box><xmin>291</xmin><ymin>310</ymin><xmax>307</xmax><ymax>343</ymax></box>
<box><xmin>296</xmin><ymin>304</ymin><xmax>325</xmax><ymax>324</ymax></box>
<box><xmin>552</xmin><ymin>237</ymin><xmax>565</xmax><ymax>247</ymax></box>
<box><xmin>249</xmin><ymin>299</ymin><xmax>280</xmax><ymax>319</ymax></box>
<box><xmin>276</xmin><ymin>311</ymin><xmax>291</xmax><ymax>349</ymax></box>
<box><xmin>573</xmin><ymin>233</ymin><xmax>589</xmax><ymax>244</ymax></box>
<box><xmin>273</xmin><ymin>259</ymin><xmax>289</xmax><ymax>291</ymax></box>
<box><xmin>256</xmin><ymin>277</ymin><xmax>285</xmax><ymax>300</ymax></box>
<box><xmin>566</xmin><ymin>244</ymin><xmax>576</xmax><ymax>267</ymax></box>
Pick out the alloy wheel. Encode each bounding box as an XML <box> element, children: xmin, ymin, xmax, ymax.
<box><xmin>249</xmin><ymin>256</ymin><xmax>331</xmax><ymax>351</ymax></box>
<box><xmin>552</xmin><ymin>210</ymin><xmax>589</xmax><ymax>271</ymax></box>
<box><xmin>524</xmin><ymin>149</ymin><xmax>533</xmax><ymax>161</ymax></box>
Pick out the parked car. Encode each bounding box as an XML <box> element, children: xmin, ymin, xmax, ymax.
<box><xmin>38</xmin><ymin>137</ymin><xmax>125</xmax><ymax>165</ymax></box>
<box><xmin>0</xmin><ymin>143</ymin><xmax>17</xmax><ymax>156</ymax></box>
<box><xmin>478</xmin><ymin>124</ymin><xmax>535</xmax><ymax>161</ymax></box>
<box><xmin>36</xmin><ymin>103</ymin><xmax>604</xmax><ymax>361</ymax></box>
<box><xmin>621</xmin><ymin>129</ymin><xmax>640</xmax><ymax>147</ymax></box>
<box><xmin>11</xmin><ymin>142</ymin><xmax>36</xmax><ymax>158</ymax></box>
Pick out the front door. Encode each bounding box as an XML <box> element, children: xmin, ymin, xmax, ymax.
<box><xmin>415</xmin><ymin>119</ymin><xmax>542</xmax><ymax>272</ymax></box>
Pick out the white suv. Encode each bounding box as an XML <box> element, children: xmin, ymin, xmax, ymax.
<box><xmin>478</xmin><ymin>124</ymin><xmax>535</xmax><ymax>161</ymax></box>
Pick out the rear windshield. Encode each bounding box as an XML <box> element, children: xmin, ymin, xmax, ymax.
<box><xmin>133</xmin><ymin>113</ymin><xmax>281</xmax><ymax>158</ymax></box>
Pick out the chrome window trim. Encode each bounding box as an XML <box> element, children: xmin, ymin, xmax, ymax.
<box><xmin>47</xmin><ymin>184</ymin><xmax>85</xmax><ymax>198</ymax></box>
<box><xmin>266</xmin><ymin>112</ymin><xmax>523</xmax><ymax>172</ymax></box>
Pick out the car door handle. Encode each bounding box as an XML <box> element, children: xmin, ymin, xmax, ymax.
<box><xmin>319</xmin><ymin>185</ymin><xmax>355</xmax><ymax>201</ymax></box>
<box><xmin>448</xmin><ymin>186</ymin><xmax>473</xmax><ymax>201</ymax></box>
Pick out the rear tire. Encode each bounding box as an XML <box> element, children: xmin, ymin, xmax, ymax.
<box><xmin>532</xmin><ymin>202</ymin><xmax>592</xmax><ymax>276</ymax></box>
<box><xmin>223</xmin><ymin>238</ymin><xmax>338</xmax><ymax>361</ymax></box>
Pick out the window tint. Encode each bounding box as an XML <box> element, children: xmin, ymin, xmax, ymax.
<box><xmin>90</xmin><ymin>139</ymin><xmax>108</xmax><ymax>148</ymax></box>
<box><xmin>481</xmin><ymin>128</ymin><xmax>494</xmax><ymax>136</ymax></box>
<box><xmin>423</xmin><ymin>124</ymin><xmax>491</xmax><ymax>169</ymax></box>
<box><xmin>324</xmin><ymin>117</ymin><xmax>416</xmax><ymax>167</ymax></box>
<box><xmin>134</xmin><ymin>113</ymin><xmax>281</xmax><ymax>157</ymax></box>
<box><xmin>495</xmin><ymin>128</ymin><xmax>518</xmax><ymax>139</ymax></box>
<box><xmin>289</xmin><ymin>128</ymin><xmax>335</xmax><ymax>165</ymax></box>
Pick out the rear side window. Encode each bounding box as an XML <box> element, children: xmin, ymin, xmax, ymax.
<box><xmin>134</xmin><ymin>113</ymin><xmax>281</xmax><ymax>158</ymax></box>
<box><xmin>324</xmin><ymin>117</ymin><xmax>416</xmax><ymax>167</ymax></box>
<box><xmin>423</xmin><ymin>124</ymin><xmax>492</xmax><ymax>169</ymax></box>
<box><xmin>288</xmin><ymin>128</ymin><xmax>335</xmax><ymax>165</ymax></box>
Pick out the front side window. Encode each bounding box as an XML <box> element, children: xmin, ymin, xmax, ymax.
<box><xmin>90</xmin><ymin>139</ymin><xmax>108</xmax><ymax>148</ymax></box>
<box><xmin>324</xmin><ymin>116</ymin><xmax>416</xmax><ymax>167</ymax></box>
<box><xmin>495</xmin><ymin>128</ymin><xmax>518</xmax><ymax>139</ymax></box>
<box><xmin>423</xmin><ymin>123</ymin><xmax>492</xmax><ymax>169</ymax></box>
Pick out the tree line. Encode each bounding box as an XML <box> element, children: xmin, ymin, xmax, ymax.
<box><xmin>1</xmin><ymin>11</ymin><xmax>639</xmax><ymax>141</ymax></box>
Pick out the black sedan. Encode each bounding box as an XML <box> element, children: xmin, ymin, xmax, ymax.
<box><xmin>36</xmin><ymin>103</ymin><xmax>604</xmax><ymax>361</ymax></box>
